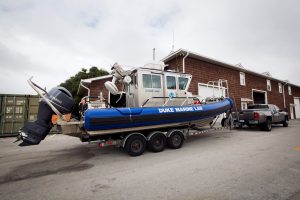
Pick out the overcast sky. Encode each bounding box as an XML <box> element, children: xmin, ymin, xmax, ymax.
<box><xmin>0</xmin><ymin>0</ymin><xmax>299</xmax><ymax>94</ymax></box>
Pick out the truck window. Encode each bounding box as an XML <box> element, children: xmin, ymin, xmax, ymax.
<box><xmin>270</xmin><ymin>105</ymin><xmax>280</xmax><ymax>111</ymax></box>
<box><xmin>268</xmin><ymin>105</ymin><xmax>275</xmax><ymax>111</ymax></box>
<box><xmin>142</xmin><ymin>74</ymin><xmax>161</xmax><ymax>89</ymax></box>
<box><xmin>166</xmin><ymin>76</ymin><xmax>176</xmax><ymax>89</ymax></box>
<box><xmin>248</xmin><ymin>105</ymin><xmax>269</xmax><ymax>109</ymax></box>
<box><xmin>179</xmin><ymin>77</ymin><xmax>188</xmax><ymax>90</ymax></box>
<box><xmin>274</xmin><ymin>105</ymin><xmax>280</xmax><ymax>111</ymax></box>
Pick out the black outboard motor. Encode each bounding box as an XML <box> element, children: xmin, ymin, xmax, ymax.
<box><xmin>19</xmin><ymin>87</ymin><xmax>75</xmax><ymax>146</ymax></box>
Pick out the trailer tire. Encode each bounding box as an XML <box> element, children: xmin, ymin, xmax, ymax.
<box><xmin>124</xmin><ymin>134</ymin><xmax>146</xmax><ymax>156</ymax></box>
<box><xmin>148</xmin><ymin>132</ymin><xmax>166</xmax><ymax>152</ymax></box>
<box><xmin>167</xmin><ymin>130</ymin><xmax>184</xmax><ymax>149</ymax></box>
<box><xmin>221</xmin><ymin>118</ymin><xmax>227</xmax><ymax>127</ymax></box>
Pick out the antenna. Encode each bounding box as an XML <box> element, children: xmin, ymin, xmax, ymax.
<box><xmin>171</xmin><ymin>28</ymin><xmax>175</xmax><ymax>52</ymax></box>
<box><xmin>153</xmin><ymin>48</ymin><xmax>155</xmax><ymax>61</ymax></box>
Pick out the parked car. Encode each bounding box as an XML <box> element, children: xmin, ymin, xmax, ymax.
<box><xmin>238</xmin><ymin>104</ymin><xmax>289</xmax><ymax>131</ymax></box>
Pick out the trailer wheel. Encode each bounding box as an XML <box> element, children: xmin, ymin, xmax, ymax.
<box><xmin>221</xmin><ymin>118</ymin><xmax>227</xmax><ymax>127</ymax></box>
<box><xmin>124</xmin><ymin>134</ymin><xmax>146</xmax><ymax>156</ymax></box>
<box><xmin>167</xmin><ymin>130</ymin><xmax>184</xmax><ymax>149</ymax></box>
<box><xmin>148</xmin><ymin>131</ymin><xmax>166</xmax><ymax>152</ymax></box>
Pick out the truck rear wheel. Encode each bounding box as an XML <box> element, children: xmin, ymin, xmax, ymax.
<box><xmin>148</xmin><ymin>131</ymin><xmax>166</xmax><ymax>152</ymax></box>
<box><xmin>283</xmin><ymin>118</ymin><xmax>289</xmax><ymax>127</ymax></box>
<box><xmin>261</xmin><ymin>118</ymin><xmax>272</xmax><ymax>131</ymax></box>
<box><xmin>167</xmin><ymin>130</ymin><xmax>184</xmax><ymax>149</ymax></box>
<box><xmin>124</xmin><ymin>134</ymin><xmax>146</xmax><ymax>156</ymax></box>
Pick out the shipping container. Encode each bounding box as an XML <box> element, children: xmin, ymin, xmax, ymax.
<box><xmin>0</xmin><ymin>95</ymin><xmax>39</xmax><ymax>136</ymax></box>
<box><xmin>27</xmin><ymin>96</ymin><xmax>39</xmax><ymax>122</ymax></box>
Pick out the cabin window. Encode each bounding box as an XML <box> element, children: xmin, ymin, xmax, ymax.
<box><xmin>240</xmin><ymin>72</ymin><xmax>245</xmax><ymax>86</ymax></box>
<box><xmin>151</xmin><ymin>75</ymin><xmax>161</xmax><ymax>88</ymax></box>
<box><xmin>267</xmin><ymin>79</ymin><xmax>271</xmax><ymax>91</ymax></box>
<box><xmin>278</xmin><ymin>83</ymin><xmax>282</xmax><ymax>93</ymax></box>
<box><xmin>142</xmin><ymin>74</ymin><xmax>161</xmax><ymax>89</ymax></box>
<box><xmin>179</xmin><ymin>77</ymin><xmax>188</xmax><ymax>90</ymax></box>
<box><xmin>166</xmin><ymin>76</ymin><xmax>176</xmax><ymax>89</ymax></box>
<box><xmin>288</xmin><ymin>85</ymin><xmax>292</xmax><ymax>95</ymax></box>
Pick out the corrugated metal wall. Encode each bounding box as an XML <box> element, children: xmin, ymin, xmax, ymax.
<box><xmin>0</xmin><ymin>95</ymin><xmax>39</xmax><ymax>136</ymax></box>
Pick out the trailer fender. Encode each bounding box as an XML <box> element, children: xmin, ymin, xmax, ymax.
<box><xmin>166</xmin><ymin>129</ymin><xmax>184</xmax><ymax>138</ymax></box>
<box><xmin>147</xmin><ymin>131</ymin><xmax>166</xmax><ymax>141</ymax></box>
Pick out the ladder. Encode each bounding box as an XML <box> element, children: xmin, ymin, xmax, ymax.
<box><xmin>206</xmin><ymin>79</ymin><xmax>229</xmax><ymax>99</ymax></box>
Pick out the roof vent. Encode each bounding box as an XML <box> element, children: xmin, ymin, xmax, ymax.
<box><xmin>236</xmin><ymin>63</ymin><xmax>245</xmax><ymax>69</ymax></box>
<box><xmin>262</xmin><ymin>72</ymin><xmax>272</xmax><ymax>77</ymax></box>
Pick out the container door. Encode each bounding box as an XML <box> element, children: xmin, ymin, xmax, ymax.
<box><xmin>0</xmin><ymin>96</ymin><xmax>27</xmax><ymax>136</ymax></box>
<box><xmin>28</xmin><ymin>96</ymin><xmax>39</xmax><ymax>122</ymax></box>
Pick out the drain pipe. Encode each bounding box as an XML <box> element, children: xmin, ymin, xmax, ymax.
<box><xmin>80</xmin><ymin>81</ymin><xmax>90</xmax><ymax>100</ymax></box>
<box><xmin>282</xmin><ymin>81</ymin><xmax>288</xmax><ymax>110</ymax></box>
<box><xmin>182</xmin><ymin>52</ymin><xmax>189</xmax><ymax>73</ymax></box>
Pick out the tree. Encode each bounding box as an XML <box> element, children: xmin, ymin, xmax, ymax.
<box><xmin>60</xmin><ymin>67</ymin><xmax>109</xmax><ymax>103</ymax></box>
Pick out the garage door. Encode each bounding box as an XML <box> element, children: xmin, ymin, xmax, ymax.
<box><xmin>198</xmin><ymin>83</ymin><xmax>225</xmax><ymax>101</ymax></box>
<box><xmin>198</xmin><ymin>83</ymin><xmax>226</xmax><ymax>123</ymax></box>
<box><xmin>294</xmin><ymin>98</ymin><xmax>300</xmax><ymax>119</ymax></box>
<box><xmin>253</xmin><ymin>90</ymin><xmax>266</xmax><ymax>104</ymax></box>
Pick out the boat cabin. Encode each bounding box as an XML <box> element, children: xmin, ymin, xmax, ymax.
<box><xmin>106</xmin><ymin>63</ymin><xmax>193</xmax><ymax>108</ymax></box>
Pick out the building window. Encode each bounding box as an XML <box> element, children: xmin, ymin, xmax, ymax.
<box><xmin>241</xmin><ymin>102</ymin><xmax>247</xmax><ymax>110</ymax></box>
<box><xmin>240</xmin><ymin>72</ymin><xmax>245</xmax><ymax>86</ymax></box>
<box><xmin>267</xmin><ymin>80</ymin><xmax>271</xmax><ymax>91</ymax></box>
<box><xmin>278</xmin><ymin>83</ymin><xmax>282</xmax><ymax>93</ymax></box>
<box><xmin>288</xmin><ymin>85</ymin><xmax>292</xmax><ymax>95</ymax></box>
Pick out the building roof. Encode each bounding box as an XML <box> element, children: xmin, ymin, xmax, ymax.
<box><xmin>161</xmin><ymin>48</ymin><xmax>298</xmax><ymax>87</ymax></box>
<box><xmin>77</xmin><ymin>75</ymin><xmax>112</xmax><ymax>96</ymax></box>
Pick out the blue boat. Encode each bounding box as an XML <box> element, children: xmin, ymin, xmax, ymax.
<box><xmin>84</xmin><ymin>98</ymin><xmax>233</xmax><ymax>135</ymax></box>
<box><xmin>17</xmin><ymin>63</ymin><xmax>234</xmax><ymax>157</ymax></box>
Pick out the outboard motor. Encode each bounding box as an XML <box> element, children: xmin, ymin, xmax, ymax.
<box><xmin>19</xmin><ymin>87</ymin><xmax>75</xmax><ymax>146</ymax></box>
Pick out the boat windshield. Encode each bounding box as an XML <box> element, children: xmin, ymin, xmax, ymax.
<box><xmin>179</xmin><ymin>77</ymin><xmax>189</xmax><ymax>90</ymax></box>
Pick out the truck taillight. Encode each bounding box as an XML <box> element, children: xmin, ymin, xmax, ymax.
<box><xmin>254</xmin><ymin>112</ymin><xmax>260</xmax><ymax>119</ymax></box>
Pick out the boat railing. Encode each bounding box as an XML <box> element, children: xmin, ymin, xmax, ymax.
<box><xmin>142</xmin><ymin>97</ymin><xmax>195</xmax><ymax>107</ymax></box>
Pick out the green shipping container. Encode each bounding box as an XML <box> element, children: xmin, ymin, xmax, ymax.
<box><xmin>0</xmin><ymin>94</ymin><xmax>39</xmax><ymax>136</ymax></box>
<box><xmin>27</xmin><ymin>96</ymin><xmax>39</xmax><ymax>122</ymax></box>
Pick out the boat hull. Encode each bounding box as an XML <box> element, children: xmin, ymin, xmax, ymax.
<box><xmin>84</xmin><ymin>98</ymin><xmax>233</xmax><ymax>135</ymax></box>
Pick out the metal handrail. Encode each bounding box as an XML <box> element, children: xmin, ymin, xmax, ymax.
<box><xmin>142</xmin><ymin>96</ymin><xmax>196</xmax><ymax>107</ymax></box>
<box><xmin>27</xmin><ymin>77</ymin><xmax>64</xmax><ymax>120</ymax></box>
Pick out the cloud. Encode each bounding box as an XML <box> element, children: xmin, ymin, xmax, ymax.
<box><xmin>0</xmin><ymin>0</ymin><xmax>299</xmax><ymax>94</ymax></box>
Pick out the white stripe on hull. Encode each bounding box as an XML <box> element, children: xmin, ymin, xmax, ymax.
<box><xmin>86</xmin><ymin>117</ymin><xmax>214</xmax><ymax>136</ymax></box>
